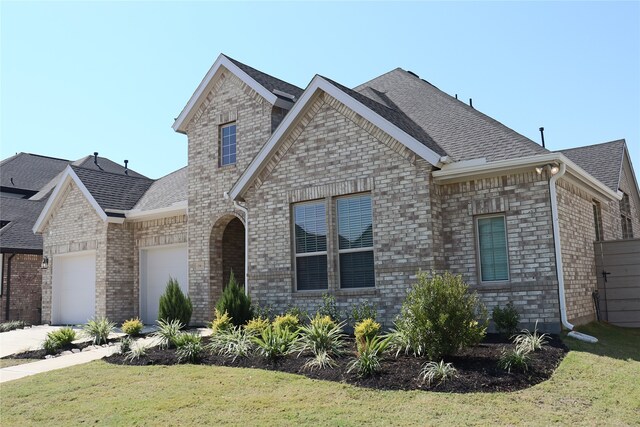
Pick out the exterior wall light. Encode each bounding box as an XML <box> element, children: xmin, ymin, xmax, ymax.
<box><xmin>41</xmin><ymin>256</ymin><xmax>49</xmax><ymax>269</ymax></box>
<box><xmin>536</xmin><ymin>164</ymin><xmax>560</xmax><ymax>175</ymax></box>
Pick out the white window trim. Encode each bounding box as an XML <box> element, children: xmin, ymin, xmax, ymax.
<box><xmin>475</xmin><ymin>214</ymin><xmax>510</xmax><ymax>284</ymax></box>
<box><xmin>292</xmin><ymin>200</ymin><xmax>328</xmax><ymax>292</ymax></box>
<box><xmin>220</xmin><ymin>122</ymin><xmax>237</xmax><ymax>167</ymax></box>
<box><xmin>336</xmin><ymin>194</ymin><xmax>375</xmax><ymax>289</ymax></box>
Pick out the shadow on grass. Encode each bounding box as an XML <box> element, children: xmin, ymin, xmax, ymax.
<box><xmin>563</xmin><ymin>322</ymin><xmax>640</xmax><ymax>362</ymax></box>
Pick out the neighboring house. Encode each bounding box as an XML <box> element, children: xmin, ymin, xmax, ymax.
<box><xmin>34</xmin><ymin>54</ymin><xmax>640</xmax><ymax>331</ymax></box>
<box><xmin>0</xmin><ymin>153</ymin><xmax>143</xmax><ymax>324</ymax></box>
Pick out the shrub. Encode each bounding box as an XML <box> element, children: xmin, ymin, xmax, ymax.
<box><xmin>294</xmin><ymin>314</ymin><xmax>346</xmax><ymax>369</ymax></box>
<box><xmin>244</xmin><ymin>316</ymin><xmax>270</xmax><ymax>336</ymax></box>
<box><xmin>498</xmin><ymin>347</ymin><xmax>530</xmax><ymax>373</ymax></box>
<box><xmin>216</xmin><ymin>271</ymin><xmax>253</xmax><ymax>326</ymax></box>
<box><xmin>208</xmin><ymin>326</ymin><xmax>254</xmax><ymax>361</ymax></box>
<box><xmin>175</xmin><ymin>332</ymin><xmax>203</xmax><ymax>363</ymax></box>
<box><xmin>317</xmin><ymin>293</ymin><xmax>340</xmax><ymax>321</ymax></box>
<box><xmin>513</xmin><ymin>321</ymin><xmax>549</xmax><ymax>353</ymax></box>
<box><xmin>158</xmin><ymin>278</ymin><xmax>192</xmax><ymax>326</ymax></box>
<box><xmin>347</xmin><ymin>335</ymin><xmax>390</xmax><ymax>377</ymax></box>
<box><xmin>420</xmin><ymin>360</ymin><xmax>458</xmax><ymax>386</ymax></box>
<box><xmin>252</xmin><ymin>325</ymin><xmax>299</xmax><ymax>360</ymax></box>
<box><xmin>121</xmin><ymin>318</ymin><xmax>144</xmax><ymax>336</ymax></box>
<box><xmin>350</xmin><ymin>300</ymin><xmax>378</xmax><ymax>323</ymax></box>
<box><xmin>393</xmin><ymin>271</ymin><xmax>487</xmax><ymax>359</ymax></box>
<box><xmin>211</xmin><ymin>308</ymin><xmax>233</xmax><ymax>334</ymax></box>
<box><xmin>492</xmin><ymin>302</ymin><xmax>520</xmax><ymax>337</ymax></box>
<box><xmin>0</xmin><ymin>320</ymin><xmax>26</xmax><ymax>332</ymax></box>
<box><xmin>272</xmin><ymin>313</ymin><xmax>300</xmax><ymax>333</ymax></box>
<box><xmin>125</xmin><ymin>343</ymin><xmax>149</xmax><ymax>362</ymax></box>
<box><xmin>43</xmin><ymin>327</ymin><xmax>76</xmax><ymax>354</ymax></box>
<box><xmin>285</xmin><ymin>306</ymin><xmax>309</xmax><ymax>323</ymax></box>
<box><xmin>251</xmin><ymin>302</ymin><xmax>274</xmax><ymax>321</ymax></box>
<box><xmin>83</xmin><ymin>317</ymin><xmax>115</xmax><ymax>345</ymax></box>
<box><xmin>354</xmin><ymin>318</ymin><xmax>381</xmax><ymax>353</ymax></box>
<box><xmin>119</xmin><ymin>336</ymin><xmax>133</xmax><ymax>354</ymax></box>
<box><xmin>153</xmin><ymin>319</ymin><xmax>183</xmax><ymax>349</ymax></box>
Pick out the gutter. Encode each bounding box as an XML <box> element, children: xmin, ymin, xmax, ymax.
<box><xmin>548</xmin><ymin>162</ymin><xmax>598</xmax><ymax>343</ymax></box>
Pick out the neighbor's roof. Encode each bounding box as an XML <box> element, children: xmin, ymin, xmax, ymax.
<box><xmin>71</xmin><ymin>166</ymin><xmax>155</xmax><ymax>211</ymax></box>
<box><xmin>0</xmin><ymin>196</ymin><xmax>47</xmax><ymax>251</ymax></box>
<box><xmin>354</xmin><ymin>68</ymin><xmax>548</xmax><ymax>162</ymax></box>
<box><xmin>132</xmin><ymin>166</ymin><xmax>187</xmax><ymax>212</ymax></box>
<box><xmin>559</xmin><ymin>140</ymin><xmax>626</xmax><ymax>192</ymax></box>
<box><xmin>0</xmin><ymin>153</ymin><xmax>70</xmax><ymax>193</ymax></box>
<box><xmin>224</xmin><ymin>55</ymin><xmax>304</xmax><ymax>100</ymax></box>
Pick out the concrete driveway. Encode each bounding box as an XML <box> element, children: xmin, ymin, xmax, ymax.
<box><xmin>0</xmin><ymin>325</ymin><xmax>73</xmax><ymax>358</ymax></box>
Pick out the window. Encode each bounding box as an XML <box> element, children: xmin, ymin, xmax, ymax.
<box><xmin>593</xmin><ymin>200</ymin><xmax>603</xmax><ymax>241</ymax></box>
<box><xmin>620</xmin><ymin>192</ymin><xmax>634</xmax><ymax>239</ymax></box>
<box><xmin>220</xmin><ymin>123</ymin><xmax>236</xmax><ymax>166</ymax></box>
<box><xmin>294</xmin><ymin>202</ymin><xmax>327</xmax><ymax>290</ymax></box>
<box><xmin>337</xmin><ymin>195</ymin><xmax>374</xmax><ymax>288</ymax></box>
<box><xmin>476</xmin><ymin>215</ymin><xmax>509</xmax><ymax>282</ymax></box>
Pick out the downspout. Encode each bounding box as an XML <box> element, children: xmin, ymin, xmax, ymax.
<box><xmin>4</xmin><ymin>253</ymin><xmax>16</xmax><ymax>321</ymax></box>
<box><xmin>549</xmin><ymin>163</ymin><xmax>598</xmax><ymax>343</ymax></box>
<box><xmin>224</xmin><ymin>192</ymin><xmax>249</xmax><ymax>297</ymax></box>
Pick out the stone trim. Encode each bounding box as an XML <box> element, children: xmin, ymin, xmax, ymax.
<box><xmin>287</xmin><ymin>178</ymin><xmax>373</xmax><ymax>203</ymax></box>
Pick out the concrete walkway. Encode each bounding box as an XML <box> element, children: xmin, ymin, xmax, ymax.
<box><xmin>0</xmin><ymin>325</ymin><xmax>66</xmax><ymax>358</ymax></box>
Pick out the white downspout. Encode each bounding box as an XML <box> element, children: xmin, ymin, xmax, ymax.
<box><xmin>549</xmin><ymin>163</ymin><xmax>598</xmax><ymax>343</ymax></box>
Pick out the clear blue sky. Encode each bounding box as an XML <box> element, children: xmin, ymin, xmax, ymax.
<box><xmin>1</xmin><ymin>1</ymin><xmax>638</xmax><ymax>179</ymax></box>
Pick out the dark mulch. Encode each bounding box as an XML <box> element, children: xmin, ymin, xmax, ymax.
<box><xmin>104</xmin><ymin>334</ymin><xmax>568</xmax><ymax>393</ymax></box>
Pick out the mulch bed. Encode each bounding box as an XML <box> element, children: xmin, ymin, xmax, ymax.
<box><xmin>104</xmin><ymin>334</ymin><xmax>568</xmax><ymax>393</ymax></box>
<box><xmin>4</xmin><ymin>339</ymin><xmax>120</xmax><ymax>360</ymax></box>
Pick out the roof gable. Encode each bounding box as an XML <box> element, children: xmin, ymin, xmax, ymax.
<box><xmin>559</xmin><ymin>139</ymin><xmax>626</xmax><ymax>192</ymax></box>
<box><xmin>0</xmin><ymin>196</ymin><xmax>47</xmax><ymax>251</ymax></box>
<box><xmin>1</xmin><ymin>153</ymin><xmax>70</xmax><ymax>194</ymax></box>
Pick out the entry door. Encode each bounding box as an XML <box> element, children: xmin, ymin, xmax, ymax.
<box><xmin>140</xmin><ymin>245</ymin><xmax>188</xmax><ymax>324</ymax></box>
<box><xmin>52</xmin><ymin>251</ymin><xmax>96</xmax><ymax>325</ymax></box>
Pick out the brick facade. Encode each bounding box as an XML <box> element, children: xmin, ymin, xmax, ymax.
<box><xmin>1</xmin><ymin>253</ymin><xmax>42</xmax><ymax>324</ymax></box>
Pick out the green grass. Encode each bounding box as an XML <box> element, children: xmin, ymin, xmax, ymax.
<box><xmin>1</xmin><ymin>323</ymin><xmax>638</xmax><ymax>426</ymax></box>
<box><xmin>0</xmin><ymin>359</ymin><xmax>38</xmax><ymax>368</ymax></box>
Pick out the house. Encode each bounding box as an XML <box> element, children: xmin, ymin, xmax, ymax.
<box><xmin>0</xmin><ymin>153</ymin><xmax>144</xmax><ymax>324</ymax></box>
<box><xmin>33</xmin><ymin>54</ymin><xmax>640</xmax><ymax>331</ymax></box>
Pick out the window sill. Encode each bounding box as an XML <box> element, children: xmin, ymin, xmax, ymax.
<box><xmin>292</xmin><ymin>288</ymin><xmax>378</xmax><ymax>298</ymax></box>
<box><xmin>470</xmin><ymin>282</ymin><xmax>512</xmax><ymax>291</ymax></box>
<box><xmin>336</xmin><ymin>288</ymin><xmax>378</xmax><ymax>297</ymax></box>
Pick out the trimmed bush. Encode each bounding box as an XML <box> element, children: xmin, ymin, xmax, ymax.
<box><xmin>354</xmin><ymin>318</ymin><xmax>380</xmax><ymax>353</ymax></box>
<box><xmin>244</xmin><ymin>316</ymin><xmax>270</xmax><ymax>336</ymax></box>
<box><xmin>492</xmin><ymin>302</ymin><xmax>520</xmax><ymax>337</ymax></box>
<box><xmin>393</xmin><ymin>271</ymin><xmax>488</xmax><ymax>359</ymax></box>
<box><xmin>121</xmin><ymin>318</ymin><xmax>144</xmax><ymax>336</ymax></box>
<box><xmin>273</xmin><ymin>313</ymin><xmax>300</xmax><ymax>333</ymax></box>
<box><xmin>158</xmin><ymin>278</ymin><xmax>192</xmax><ymax>326</ymax></box>
<box><xmin>216</xmin><ymin>271</ymin><xmax>253</xmax><ymax>326</ymax></box>
<box><xmin>211</xmin><ymin>308</ymin><xmax>233</xmax><ymax>334</ymax></box>
<box><xmin>83</xmin><ymin>317</ymin><xmax>115</xmax><ymax>345</ymax></box>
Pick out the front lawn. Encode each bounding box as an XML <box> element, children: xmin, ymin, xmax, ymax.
<box><xmin>1</xmin><ymin>322</ymin><xmax>638</xmax><ymax>426</ymax></box>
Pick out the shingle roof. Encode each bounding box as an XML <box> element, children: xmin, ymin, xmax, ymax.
<box><xmin>223</xmin><ymin>54</ymin><xmax>304</xmax><ymax>100</ymax></box>
<box><xmin>354</xmin><ymin>69</ymin><xmax>548</xmax><ymax>162</ymax></box>
<box><xmin>559</xmin><ymin>139</ymin><xmax>626</xmax><ymax>191</ymax></box>
<box><xmin>72</xmin><ymin>155</ymin><xmax>147</xmax><ymax>178</ymax></box>
<box><xmin>1</xmin><ymin>153</ymin><xmax>70</xmax><ymax>193</ymax></box>
<box><xmin>0</xmin><ymin>196</ymin><xmax>47</xmax><ymax>251</ymax></box>
<box><xmin>322</xmin><ymin>77</ymin><xmax>447</xmax><ymax>157</ymax></box>
<box><xmin>133</xmin><ymin>166</ymin><xmax>187</xmax><ymax>212</ymax></box>
<box><xmin>71</xmin><ymin>166</ymin><xmax>154</xmax><ymax>211</ymax></box>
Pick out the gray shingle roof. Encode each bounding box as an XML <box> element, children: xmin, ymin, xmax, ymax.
<box><xmin>223</xmin><ymin>54</ymin><xmax>304</xmax><ymax>100</ymax></box>
<box><xmin>559</xmin><ymin>139</ymin><xmax>626</xmax><ymax>191</ymax></box>
<box><xmin>0</xmin><ymin>196</ymin><xmax>47</xmax><ymax>251</ymax></box>
<box><xmin>71</xmin><ymin>166</ymin><xmax>154</xmax><ymax>211</ymax></box>
<box><xmin>72</xmin><ymin>155</ymin><xmax>147</xmax><ymax>178</ymax></box>
<box><xmin>1</xmin><ymin>153</ymin><xmax>70</xmax><ymax>193</ymax></box>
<box><xmin>133</xmin><ymin>166</ymin><xmax>187</xmax><ymax>212</ymax></box>
<box><xmin>354</xmin><ymin>69</ymin><xmax>548</xmax><ymax>162</ymax></box>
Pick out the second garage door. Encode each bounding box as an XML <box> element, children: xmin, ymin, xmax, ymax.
<box><xmin>140</xmin><ymin>244</ymin><xmax>188</xmax><ymax>324</ymax></box>
<box><xmin>52</xmin><ymin>251</ymin><xmax>96</xmax><ymax>325</ymax></box>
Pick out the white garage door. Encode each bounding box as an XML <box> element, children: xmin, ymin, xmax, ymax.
<box><xmin>52</xmin><ymin>251</ymin><xmax>96</xmax><ymax>325</ymax></box>
<box><xmin>140</xmin><ymin>244</ymin><xmax>188</xmax><ymax>324</ymax></box>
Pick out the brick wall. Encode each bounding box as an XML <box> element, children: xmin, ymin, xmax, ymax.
<box><xmin>0</xmin><ymin>253</ymin><xmax>42</xmax><ymax>324</ymax></box>
<box><xmin>105</xmin><ymin>222</ymin><xmax>135</xmax><ymax>323</ymax></box>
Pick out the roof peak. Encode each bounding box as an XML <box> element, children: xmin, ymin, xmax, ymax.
<box><xmin>70</xmin><ymin>164</ymin><xmax>154</xmax><ymax>181</ymax></box>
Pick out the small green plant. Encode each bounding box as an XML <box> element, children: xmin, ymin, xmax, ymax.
<box><xmin>158</xmin><ymin>277</ymin><xmax>192</xmax><ymax>326</ymax></box>
<box><xmin>350</xmin><ymin>300</ymin><xmax>377</xmax><ymax>323</ymax></box>
<box><xmin>251</xmin><ymin>302</ymin><xmax>274</xmax><ymax>321</ymax></box>
<box><xmin>317</xmin><ymin>293</ymin><xmax>340</xmax><ymax>321</ymax></box>
<box><xmin>294</xmin><ymin>314</ymin><xmax>346</xmax><ymax>369</ymax></box>
<box><xmin>420</xmin><ymin>360</ymin><xmax>458</xmax><ymax>386</ymax></box>
<box><xmin>42</xmin><ymin>327</ymin><xmax>76</xmax><ymax>354</ymax></box>
<box><xmin>285</xmin><ymin>306</ymin><xmax>309</xmax><ymax>323</ymax></box>
<box><xmin>216</xmin><ymin>271</ymin><xmax>253</xmax><ymax>326</ymax></box>
<box><xmin>153</xmin><ymin>318</ymin><xmax>183</xmax><ymax>349</ymax></box>
<box><xmin>210</xmin><ymin>308</ymin><xmax>233</xmax><ymax>334</ymax></box>
<box><xmin>244</xmin><ymin>316</ymin><xmax>270</xmax><ymax>336</ymax></box>
<box><xmin>83</xmin><ymin>317</ymin><xmax>115</xmax><ymax>345</ymax></box>
<box><xmin>273</xmin><ymin>313</ymin><xmax>300</xmax><ymax>333</ymax></box>
<box><xmin>175</xmin><ymin>332</ymin><xmax>203</xmax><ymax>363</ymax></box>
<box><xmin>347</xmin><ymin>335</ymin><xmax>390</xmax><ymax>377</ymax></box>
<box><xmin>513</xmin><ymin>321</ymin><xmax>549</xmax><ymax>353</ymax></box>
<box><xmin>121</xmin><ymin>318</ymin><xmax>144</xmax><ymax>336</ymax></box>
<box><xmin>303</xmin><ymin>350</ymin><xmax>337</xmax><ymax>371</ymax></box>
<box><xmin>354</xmin><ymin>318</ymin><xmax>381</xmax><ymax>353</ymax></box>
<box><xmin>492</xmin><ymin>302</ymin><xmax>520</xmax><ymax>337</ymax></box>
<box><xmin>498</xmin><ymin>347</ymin><xmax>531</xmax><ymax>373</ymax></box>
<box><xmin>387</xmin><ymin>324</ymin><xmax>419</xmax><ymax>357</ymax></box>
<box><xmin>119</xmin><ymin>336</ymin><xmax>133</xmax><ymax>354</ymax></box>
<box><xmin>208</xmin><ymin>326</ymin><xmax>254</xmax><ymax>361</ymax></box>
<box><xmin>252</xmin><ymin>325</ymin><xmax>299</xmax><ymax>360</ymax></box>
<box><xmin>125</xmin><ymin>343</ymin><xmax>149</xmax><ymax>362</ymax></box>
<box><xmin>0</xmin><ymin>320</ymin><xmax>26</xmax><ymax>332</ymax></box>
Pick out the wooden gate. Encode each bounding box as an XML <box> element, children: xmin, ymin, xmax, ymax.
<box><xmin>594</xmin><ymin>239</ymin><xmax>640</xmax><ymax>327</ymax></box>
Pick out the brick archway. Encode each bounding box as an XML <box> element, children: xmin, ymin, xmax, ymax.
<box><xmin>209</xmin><ymin>214</ymin><xmax>245</xmax><ymax>305</ymax></box>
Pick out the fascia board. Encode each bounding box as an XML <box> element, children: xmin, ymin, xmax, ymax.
<box><xmin>173</xmin><ymin>55</ymin><xmax>279</xmax><ymax>133</ymax></box>
<box><xmin>33</xmin><ymin>166</ymin><xmax>107</xmax><ymax>233</ymax></box>
<box><xmin>229</xmin><ymin>76</ymin><xmax>443</xmax><ymax>200</ymax></box>
<box><xmin>125</xmin><ymin>202</ymin><xmax>188</xmax><ymax>220</ymax></box>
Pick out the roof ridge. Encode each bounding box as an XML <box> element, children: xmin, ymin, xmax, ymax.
<box><xmin>222</xmin><ymin>54</ymin><xmax>304</xmax><ymax>94</ymax></box>
<box><xmin>71</xmin><ymin>164</ymin><xmax>155</xmax><ymax>181</ymax></box>
<box><xmin>25</xmin><ymin>153</ymin><xmax>71</xmax><ymax>162</ymax></box>
<box><xmin>559</xmin><ymin>139</ymin><xmax>626</xmax><ymax>152</ymax></box>
<box><xmin>353</xmin><ymin>67</ymin><xmax>404</xmax><ymax>91</ymax></box>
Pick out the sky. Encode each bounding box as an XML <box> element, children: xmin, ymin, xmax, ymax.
<box><xmin>1</xmin><ymin>1</ymin><xmax>639</xmax><ymax>180</ymax></box>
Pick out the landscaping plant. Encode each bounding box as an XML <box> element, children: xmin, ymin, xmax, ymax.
<box><xmin>0</xmin><ymin>320</ymin><xmax>26</xmax><ymax>332</ymax></box>
<box><xmin>83</xmin><ymin>317</ymin><xmax>115</xmax><ymax>345</ymax></box>
<box><xmin>42</xmin><ymin>327</ymin><xmax>77</xmax><ymax>354</ymax></box>
<box><xmin>119</xmin><ymin>336</ymin><xmax>133</xmax><ymax>354</ymax></box>
<box><xmin>498</xmin><ymin>347</ymin><xmax>530</xmax><ymax>373</ymax></box>
<box><xmin>272</xmin><ymin>313</ymin><xmax>300</xmax><ymax>333</ymax></box>
<box><xmin>354</xmin><ymin>318</ymin><xmax>381</xmax><ymax>353</ymax></box>
<box><xmin>285</xmin><ymin>305</ymin><xmax>309</xmax><ymax>323</ymax></box>
<box><xmin>153</xmin><ymin>318</ymin><xmax>183</xmax><ymax>349</ymax></box>
<box><xmin>317</xmin><ymin>293</ymin><xmax>340</xmax><ymax>321</ymax></box>
<box><xmin>350</xmin><ymin>300</ymin><xmax>378</xmax><ymax>324</ymax></box>
<box><xmin>207</xmin><ymin>326</ymin><xmax>254</xmax><ymax>361</ymax></box>
<box><xmin>216</xmin><ymin>271</ymin><xmax>252</xmax><ymax>326</ymax></box>
<box><xmin>513</xmin><ymin>321</ymin><xmax>549</xmax><ymax>353</ymax></box>
<box><xmin>210</xmin><ymin>308</ymin><xmax>233</xmax><ymax>334</ymax></box>
<box><xmin>492</xmin><ymin>302</ymin><xmax>520</xmax><ymax>338</ymax></box>
<box><xmin>252</xmin><ymin>324</ymin><xmax>299</xmax><ymax>360</ymax></box>
<box><xmin>244</xmin><ymin>316</ymin><xmax>270</xmax><ymax>337</ymax></box>
<box><xmin>121</xmin><ymin>318</ymin><xmax>144</xmax><ymax>336</ymax></box>
<box><xmin>158</xmin><ymin>278</ymin><xmax>192</xmax><ymax>326</ymax></box>
<box><xmin>420</xmin><ymin>360</ymin><xmax>458</xmax><ymax>386</ymax></box>
<box><xmin>295</xmin><ymin>314</ymin><xmax>346</xmax><ymax>370</ymax></box>
<box><xmin>124</xmin><ymin>343</ymin><xmax>149</xmax><ymax>362</ymax></box>
<box><xmin>347</xmin><ymin>335</ymin><xmax>390</xmax><ymax>377</ymax></box>
<box><xmin>175</xmin><ymin>332</ymin><xmax>203</xmax><ymax>363</ymax></box>
<box><xmin>392</xmin><ymin>270</ymin><xmax>487</xmax><ymax>359</ymax></box>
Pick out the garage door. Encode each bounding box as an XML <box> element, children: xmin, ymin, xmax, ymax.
<box><xmin>140</xmin><ymin>245</ymin><xmax>188</xmax><ymax>324</ymax></box>
<box><xmin>52</xmin><ymin>251</ymin><xmax>96</xmax><ymax>325</ymax></box>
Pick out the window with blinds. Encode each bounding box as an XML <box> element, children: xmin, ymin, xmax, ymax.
<box><xmin>476</xmin><ymin>215</ymin><xmax>509</xmax><ymax>282</ymax></box>
<box><xmin>337</xmin><ymin>195</ymin><xmax>374</xmax><ymax>288</ymax></box>
<box><xmin>294</xmin><ymin>202</ymin><xmax>328</xmax><ymax>290</ymax></box>
<box><xmin>620</xmin><ymin>192</ymin><xmax>634</xmax><ymax>239</ymax></box>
